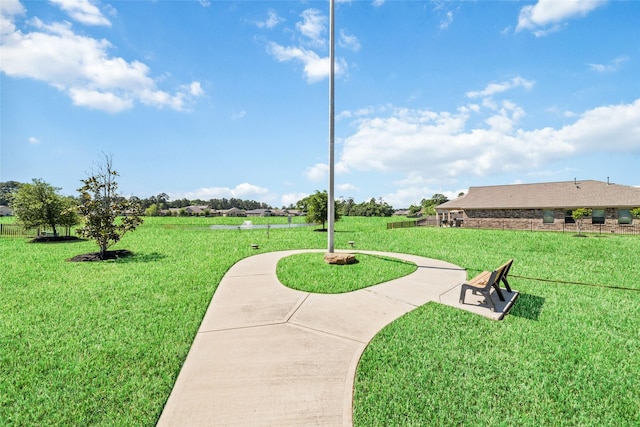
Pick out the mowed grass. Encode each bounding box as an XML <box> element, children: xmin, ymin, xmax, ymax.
<box><xmin>1</xmin><ymin>216</ymin><xmax>639</xmax><ymax>426</ymax></box>
<box><xmin>277</xmin><ymin>252</ymin><xmax>417</xmax><ymax>293</ymax></box>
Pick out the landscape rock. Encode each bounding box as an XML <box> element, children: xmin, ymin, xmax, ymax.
<box><xmin>323</xmin><ymin>253</ymin><xmax>357</xmax><ymax>265</ymax></box>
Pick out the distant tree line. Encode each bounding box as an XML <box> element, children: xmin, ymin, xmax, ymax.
<box><xmin>2</xmin><ymin>182</ymin><xmax>395</xmax><ymax>217</ymax></box>
<box><xmin>148</xmin><ymin>196</ymin><xmax>270</xmax><ymax>211</ymax></box>
<box><xmin>1</xmin><ymin>181</ymin><xmax>439</xmax><ymax>220</ymax></box>
<box><xmin>336</xmin><ymin>196</ymin><xmax>395</xmax><ymax>217</ymax></box>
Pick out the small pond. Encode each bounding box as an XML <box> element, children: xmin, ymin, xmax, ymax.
<box><xmin>209</xmin><ymin>221</ymin><xmax>315</xmax><ymax>230</ymax></box>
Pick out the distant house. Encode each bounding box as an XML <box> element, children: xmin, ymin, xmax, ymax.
<box><xmin>221</xmin><ymin>208</ymin><xmax>245</xmax><ymax>217</ymax></box>
<box><xmin>285</xmin><ymin>209</ymin><xmax>305</xmax><ymax>217</ymax></box>
<box><xmin>437</xmin><ymin>180</ymin><xmax>640</xmax><ymax>230</ymax></box>
<box><xmin>185</xmin><ymin>205</ymin><xmax>211</xmax><ymax>216</ymax></box>
<box><xmin>246</xmin><ymin>209</ymin><xmax>272</xmax><ymax>217</ymax></box>
<box><xmin>0</xmin><ymin>205</ymin><xmax>12</xmax><ymax>216</ymax></box>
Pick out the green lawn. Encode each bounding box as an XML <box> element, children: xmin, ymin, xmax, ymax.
<box><xmin>1</xmin><ymin>216</ymin><xmax>639</xmax><ymax>426</ymax></box>
<box><xmin>277</xmin><ymin>252</ymin><xmax>417</xmax><ymax>293</ymax></box>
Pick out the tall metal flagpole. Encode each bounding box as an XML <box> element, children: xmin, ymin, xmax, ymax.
<box><xmin>327</xmin><ymin>0</ymin><xmax>335</xmax><ymax>253</ymax></box>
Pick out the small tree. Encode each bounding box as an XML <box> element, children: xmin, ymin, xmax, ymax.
<box><xmin>297</xmin><ymin>190</ymin><xmax>340</xmax><ymax>230</ymax></box>
<box><xmin>76</xmin><ymin>154</ymin><xmax>143</xmax><ymax>259</ymax></box>
<box><xmin>11</xmin><ymin>178</ymin><xmax>79</xmax><ymax>236</ymax></box>
<box><xmin>572</xmin><ymin>208</ymin><xmax>592</xmax><ymax>236</ymax></box>
<box><xmin>145</xmin><ymin>203</ymin><xmax>160</xmax><ymax>216</ymax></box>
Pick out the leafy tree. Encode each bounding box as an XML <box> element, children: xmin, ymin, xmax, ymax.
<box><xmin>408</xmin><ymin>204</ymin><xmax>422</xmax><ymax>216</ymax></box>
<box><xmin>145</xmin><ymin>203</ymin><xmax>160</xmax><ymax>216</ymax></box>
<box><xmin>76</xmin><ymin>154</ymin><xmax>143</xmax><ymax>259</ymax></box>
<box><xmin>357</xmin><ymin>197</ymin><xmax>394</xmax><ymax>217</ymax></box>
<box><xmin>421</xmin><ymin>193</ymin><xmax>449</xmax><ymax>216</ymax></box>
<box><xmin>0</xmin><ymin>180</ymin><xmax>23</xmax><ymax>205</ymax></box>
<box><xmin>154</xmin><ymin>193</ymin><xmax>170</xmax><ymax>210</ymax></box>
<box><xmin>632</xmin><ymin>207</ymin><xmax>640</xmax><ymax>218</ymax></box>
<box><xmin>430</xmin><ymin>193</ymin><xmax>449</xmax><ymax>205</ymax></box>
<box><xmin>11</xmin><ymin>179</ymin><xmax>79</xmax><ymax>236</ymax></box>
<box><xmin>297</xmin><ymin>190</ymin><xmax>340</xmax><ymax>230</ymax></box>
<box><xmin>572</xmin><ymin>208</ymin><xmax>592</xmax><ymax>235</ymax></box>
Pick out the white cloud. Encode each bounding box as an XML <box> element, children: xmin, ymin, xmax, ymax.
<box><xmin>69</xmin><ymin>87</ymin><xmax>133</xmax><ymax>112</ymax></box>
<box><xmin>265</xmin><ymin>9</ymin><xmax>349</xmax><ymax>83</ymax></box>
<box><xmin>337</xmin><ymin>98</ymin><xmax>640</xmax><ymax>191</ymax></box>
<box><xmin>587</xmin><ymin>55</ymin><xmax>628</xmax><ymax>73</ymax></box>
<box><xmin>0</xmin><ymin>0</ymin><xmax>25</xmax><ymax>35</ymax></box>
<box><xmin>337</xmin><ymin>183</ymin><xmax>358</xmax><ymax>192</ymax></box>
<box><xmin>267</xmin><ymin>42</ymin><xmax>346</xmax><ymax>83</ymax></box>
<box><xmin>466</xmin><ymin>76</ymin><xmax>534</xmax><ymax>99</ymax></box>
<box><xmin>282</xmin><ymin>192</ymin><xmax>308</xmax><ymax>207</ymax></box>
<box><xmin>188</xmin><ymin>81</ymin><xmax>204</xmax><ymax>97</ymax></box>
<box><xmin>296</xmin><ymin>9</ymin><xmax>326</xmax><ymax>46</ymax></box>
<box><xmin>28</xmin><ymin>136</ymin><xmax>40</xmax><ymax>144</ymax></box>
<box><xmin>255</xmin><ymin>9</ymin><xmax>284</xmax><ymax>29</ymax></box>
<box><xmin>439</xmin><ymin>11</ymin><xmax>453</xmax><ymax>30</ymax></box>
<box><xmin>516</xmin><ymin>0</ymin><xmax>607</xmax><ymax>36</ymax></box>
<box><xmin>0</xmin><ymin>11</ymin><xmax>203</xmax><ymax>113</ymax></box>
<box><xmin>552</xmin><ymin>99</ymin><xmax>640</xmax><ymax>152</ymax></box>
<box><xmin>304</xmin><ymin>163</ymin><xmax>328</xmax><ymax>182</ymax></box>
<box><xmin>234</xmin><ymin>182</ymin><xmax>269</xmax><ymax>197</ymax></box>
<box><xmin>339</xmin><ymin>30</ymin><xmax>360</xmax><ymax>52</ymax></box>
<box><xmin>172</xmin><ymin>183</ymin><xmax>270</xmax><ymax>202</ymax></box>
<box><xmin>50</xmin><ymin>0</ymin><xmax>111</xmax><ymax>27</ymax></box>
<box><xmin>371</xmin><ymin>0</ymin><xmax>385</xmax><ymax>7</ymax></box>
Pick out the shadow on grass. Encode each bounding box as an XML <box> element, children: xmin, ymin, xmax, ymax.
<box><xmin>126</xmin><ymin>252</ymin><xmax>167</xmax><ymax>263</ymax></box>
<box><xmin>29</xmin><ymin>236</ymin><xmax>86</xmax><ymax>244</ymax></box>
<box><xmin>509</xmin><ymin>293</ymin><xmax>545</xmax><ymax>321</ymax></box>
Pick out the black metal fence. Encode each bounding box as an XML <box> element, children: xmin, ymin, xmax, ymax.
<box><xmin>462</xmin><ymin>220</ymin><xmax>640</xmax><ymax>236</ymax></box>
<box><xmin>0</xmin><ymin>224</ymin><xmax>74</xmax><ymax>237</ymax></box>
<box><xmin>387</xmin><ymin>218</ymin><xmax>639</xmax><ymax>235</ymax></box>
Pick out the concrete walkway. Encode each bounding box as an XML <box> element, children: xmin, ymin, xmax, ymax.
<box><xmin>157</xmin><ymin>250</ymin><xmax>517</xmax><ymax>426</ymax></box>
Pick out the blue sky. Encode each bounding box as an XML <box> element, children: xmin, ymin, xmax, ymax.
<box><xmin>1</xmin><ymin>0</ymin><xmax>639</xmax><ymax>208</ymax></box>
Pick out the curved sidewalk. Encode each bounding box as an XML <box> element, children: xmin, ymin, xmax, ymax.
<box><xmin>157</xmin><ymin>250</ymin><xmax>509</xmax><ymax>426</ymax></box>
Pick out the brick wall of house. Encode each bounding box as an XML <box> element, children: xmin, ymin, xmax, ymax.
<box><xmin>461</xmin><ymin>208</ymin><xmax>635</xmax><ymax>231</ymax></box>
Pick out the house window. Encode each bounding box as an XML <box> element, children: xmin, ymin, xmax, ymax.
<box><xmin>618</xmin><ymin>209</ymin><xmax>632</xmax><ymax>225</ymax></box>
<box><xmin>543</xmin><ymin>210</ymin><xmax>554</xmax><ymax>224</ymax></box>
<box><xmin>592</xmin><ymin>209</ymin><xmax>605</xmax><ymax>224</ymax></box>
<box><xmin>565</xmin><ymin>210</ymin><xmax>575</xmax><ymax>224</ymax></box>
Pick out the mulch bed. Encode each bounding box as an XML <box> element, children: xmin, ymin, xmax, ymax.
<box><xmin>66</xmin><ymin>250</ymin><xmax>134</xmax><ymax>262</ymax></box>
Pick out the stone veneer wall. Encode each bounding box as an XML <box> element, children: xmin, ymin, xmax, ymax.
<box><xmin>461</xmin><ymin>208</ymin><xmax>634</xmax><ymax>231</ymax></box>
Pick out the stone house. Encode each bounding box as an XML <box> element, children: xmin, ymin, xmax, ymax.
<box><xmin>436</xmin><ymin>180</ymin><xmax>640</xmax><ymax>231</ymax></box>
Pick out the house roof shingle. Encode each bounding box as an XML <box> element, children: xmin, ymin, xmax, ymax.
<box><xmin>437</xmin><ymin>180</ymin><xmax>640</xmax><ymax>210</ymax></box>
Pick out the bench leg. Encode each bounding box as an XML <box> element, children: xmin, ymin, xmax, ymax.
<box><xmin>481</xmin><ymin>290</ymin><xmax>496</xmax><ymax>312</ymax></box>
<box><xmin>502</xmin><ymin>277</ymin><xmax>512</xmax><ymax>293</ymax></box>
<box><xmin>492</xmin><ymin>284</ymin><xmax>505</xmax><ymax>301</ymax></box>
<box><xmin>459</xmin><ymin>285</ymin><xmax>467</xmax><ymax>304</ymax></box>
